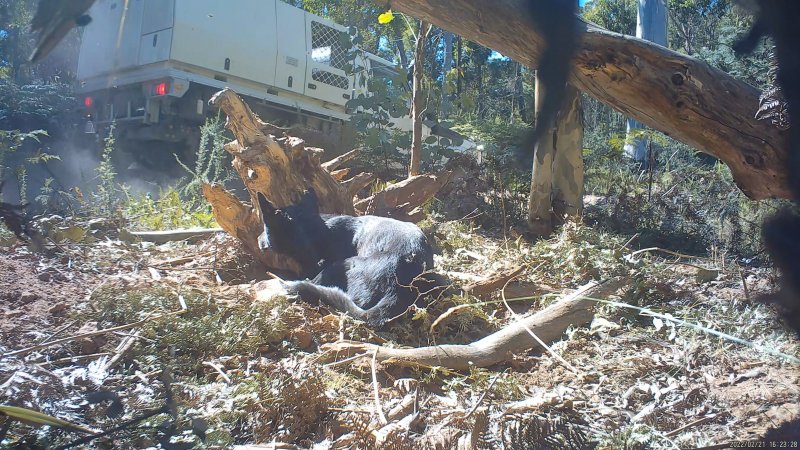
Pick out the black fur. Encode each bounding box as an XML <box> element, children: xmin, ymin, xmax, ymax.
<box><xmin>257</xmin><ymin>190</ymin><xmax>435</xmax><ymax>327</ymax></box>
<box><xmin>528</xmin><ymin>0</ymin><xmax>580</xmax><ymax>146</ymax></box>
<box><xmin>734</xmin><ymin>0</ymin><xmax>800</xmax><ymax>339</ymax></box>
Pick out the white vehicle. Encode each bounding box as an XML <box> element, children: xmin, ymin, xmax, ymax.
<box><xmin>76</xmin><ymin>0</ymin><xmax>398</xmax><ymax>163</ymax></box>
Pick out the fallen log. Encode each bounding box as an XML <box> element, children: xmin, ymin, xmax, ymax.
<box><xmin>354</xmin><ymin>172</ymin><xmax>453</xmax><ymax>220</ymax></box>
<box><xmin>208</xmin><ymin>89</ymin><xmax>354</xmax><ymax>214</ymax></box>
<box><xmin>329</xmin><ymin>168</ymin><xmax>350</xmax><ymax>181</ymax></box>
<box><xmin>463</xmin><ymin>265</ymin><xmax>525</xmax><ymax>298</ymax></box>
<box><xmin>385</xmin><ymin>0</ymin><xmax>791</xmax><ymax>200</ymax></box>
<box><xmin>320</xmin><ymin>277</ymin><xmax>628</xmax><ymax>370</ymax></box>
<box><xmin>342</xmin><ymin>172</ymin><xmax>377</xmax><ymax>198</ymax></box>
<box><xmin>127</xmin><ymin>228</ymin><xmax>224</xmax><ymax>244</ymax></box>
<box><xmin>322</xmin><ymin>147</ymin><xmax>363</xmax><ymax>171</ymax></box>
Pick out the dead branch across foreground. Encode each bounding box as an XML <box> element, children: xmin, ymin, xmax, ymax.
<box><xmin>320</xmin><ymin>277</ymin><xmax>629</xmax><ymax>371</ymax></box>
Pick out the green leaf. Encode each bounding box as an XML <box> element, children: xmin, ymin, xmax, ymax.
<box><xmin>424</xmin><ymin>136</ymin><xmax>438</xmax><ymax>144</ymax></box>
<box><xmin>390</xmin><ymin>107</ymin><xmax>405</xmax><ymax>118</ymax></box>
<box><xmin>338</xmin><ymin>32</ymin><xmax>353</xmax><ymax>49</ymax></box>
<box><xmin>0</xmin><ymin>405</ymin><xmax>95</xmax><ymax>433</ymax></box>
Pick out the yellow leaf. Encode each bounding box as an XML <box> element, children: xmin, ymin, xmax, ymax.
<box><xmin>378</xmin><ymin>10</ymin><xmax>394</xmax><ymax>24</ymax></box>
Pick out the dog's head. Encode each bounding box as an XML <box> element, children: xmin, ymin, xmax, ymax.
<box><xmin>257</xmin><ymin>189</ymin><xmax>327</xmax><ymax>277</ymax></box>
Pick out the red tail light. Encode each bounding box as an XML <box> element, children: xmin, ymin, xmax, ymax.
<box><xmin>155</xmin><ymin>82</ymin><xmax>168</xmax><ymax>96</ymax></box>
<box><xmin>84</xmin><ymin>96</ymin><xmax>93</xmax><ymax>108</ymax></box>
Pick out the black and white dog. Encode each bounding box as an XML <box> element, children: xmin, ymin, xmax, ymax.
<box><xmin>257</xmin><ymin>190</ymin><xmax>435</xmax><ymax>327</ymax></box>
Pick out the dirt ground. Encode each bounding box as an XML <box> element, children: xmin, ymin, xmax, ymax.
<box><xmin>0</xmin><ymin>222</ymin><xmax>798</xmax><ymax>448</ymax></box>
<box><xmin>0</xmin><ymin>253</ymin><xmax>95</xmax><ymax>348</ymax></box>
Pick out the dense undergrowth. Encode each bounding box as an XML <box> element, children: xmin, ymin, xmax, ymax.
<box><xmin>0</xmin><ymin>80</ymin><xmax>797</xmax><ymax>450</ymax></box>
<box><xmin>1</xmin><ymin>206</ymin><xmax>796</xmax><ymax>448</ymax></box>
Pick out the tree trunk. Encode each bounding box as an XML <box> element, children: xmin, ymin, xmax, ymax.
<box><xmin>456</xmin><ymin>36</ymin><xmax>462</xmax><ymax>104</ymax></box>
<box><xmin>527</xmin><ymin>71</ymin><xmax>556</xmax><ymax>237</ymax></box>
<box><xmin>624</xmin><ymin>0</ymin><xmax>668</xmax><ymax>163</ymax></box>
<box><xmin>409</xmin><ymin>20</ymin><xmax>430</xmax><ymax>178</ymax></box>
<box><xmin>528</xmin><ymin>78</ymin><xmax>584</xmax><ymax>236</ymax></box>
<box><xmin>551</xmin><ymin>85</ymin><xmax>584</xmax><ymax>220</ymax></box>
<box><xmin>440</xmin><ymin>31</ymin><xmax>454</xmax><ymax>118</ymax></box>
<box><xmin>393</xmin><ymin>24</ymin><xmax>409</xmax><ymax>70</ymax></box>
<box><xmin>515</xmin><ymin>63</ymin><xmax>527</xmax><ymax>122</ymax></box>
<box><xmin>383</xmin><ymin>0</ymin><xmax>792</xmax><ymax>200</ymax></box>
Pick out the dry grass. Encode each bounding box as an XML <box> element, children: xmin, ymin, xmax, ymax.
<box><xmin>0</xmin><ymin>215</ymin><xmax>798</xmax><ymax>449</ymax></box>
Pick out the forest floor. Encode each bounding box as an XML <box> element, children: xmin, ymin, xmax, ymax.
<box><xmin>0</xmin><ymin>214</ymin><xmax>798</xmax><ymax>449</ymax></box>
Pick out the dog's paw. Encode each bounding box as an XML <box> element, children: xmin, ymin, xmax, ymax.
<box><xmin>278</xmin><ymin>280</ymin><xmax>300</xmax><ymax>300</ymax></box>
<box><xmin>253</xmin><ymin>278</ymin><xmax>290</xmax><ymax>303</ymax></box>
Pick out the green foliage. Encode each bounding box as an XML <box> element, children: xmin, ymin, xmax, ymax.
<box><xmin>695</xmin><ymin>16</ymin><xmax>771</xmax><ymax>88</ymax></box>
<box><xmin>34</xmin><ymin>177</ymin><xmax>55</xmax><ymax>207</ymax></box>
<box><xmin>14</xmin><ymin>165</ymin><xmax>26</xmax><ymax>203</ymax></box>
<box><xmin>94</xmin><ymin>124</ymin><xmax>119</xmax><ymax>216</ymax></box>
<box><xmin>452</xmin><ymin>116</ymin><xmax>530</xmax><ymax>151</ymax></box>
<box><xmin>300</xmin><ymin>0</ymin><xmax>390</xmax><ymax>55</ymax></box>
<box><xmin>581</xmin><ymin>0</ymin><xmax>637</xmax><ymax>34</ymax></box>
<box><xmin>86</xmin><ymin>285</ymin><xmax>289</xmax><ymax>373</ymax></box>
<box><xmin>178</xmin><ymin>113</ymin><xmax>234</xmax><ymax>198</ymax></box>
<box><xmin>0</xmin><ymin>78</ymin><xmax>75</xmax><ymax>127</ymax></box>
<box><xmin>0</xmin><ymin>0</ymin><xmax>36</xmax><ymax>81</ymax></box>
<box><xmin>343</xmin><ymin>30</ymin><xmax>417</xmax><ymax>175</ymax></box>
<box><xmin>123</xmin><ymin>188</ymin><xmax>216</xmax><ymax>231</ymax></box>
<box><xmin>598</xmin><ymin>423</ymin><xmax>676</xmax><ymax>450</ymax></box>
<box><xmin>583</xmin><ymin>136</ymin><xmax>781</xmax><ymax>257</ymax></box>
<box><xmin>0</xmin><ymin>128</ymin><xmax>48</xmax><ymax>202</ymax></box>
<box><xmin>668</xmin><ymin>0</ymin><xmax>731</xmax><ymax>55</ymax></box>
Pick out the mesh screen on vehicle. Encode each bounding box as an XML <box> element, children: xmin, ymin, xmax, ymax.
<box><xmin>312</xmin><ymin>68</ymin><xmax>349</xmax><ymax>89</ymax></box>
<box><xmin>310</xmin><ymin>21</ymin><xmax>350</xmax><ymax>90</ymax></box>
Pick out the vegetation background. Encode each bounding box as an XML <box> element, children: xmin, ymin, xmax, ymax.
<box><xmin>0</xmin><ymin>1</ymin><xmax>797</xmax><ymax>448</ymax></box>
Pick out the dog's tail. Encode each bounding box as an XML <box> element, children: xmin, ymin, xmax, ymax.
<box><xmin>286</xmin><ymin>280</ymin><xmax>373</xmax><ymax>322</ymax></box>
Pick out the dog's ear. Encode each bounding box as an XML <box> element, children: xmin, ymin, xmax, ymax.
<box><xmin>299</xmin><ymin>188</ymin><xmax>320</xmax><ymax>216</ymax></box>
<box><xmin>257</xmin><ymin>192</ymin><xmax>277</xmax><ymax>219</ymax></box>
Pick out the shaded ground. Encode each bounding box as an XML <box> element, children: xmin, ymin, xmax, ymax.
<box><xmin>0</xmin><ymin>252</ymin><xmax>94</xmax><ymax>348</ymax></box>
<box><xmin>0</xmin><ymin>219</ymin><xmax>798</xmax><ymax>449</ymax></box>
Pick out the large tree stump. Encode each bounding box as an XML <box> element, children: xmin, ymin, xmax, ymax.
<box><xmin>202</xmin><ymin>89</ymin><xmax>452</xmax><ymax>274</ymax></box>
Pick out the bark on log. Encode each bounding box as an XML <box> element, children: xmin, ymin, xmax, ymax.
<box><xmin>354</xmin><ymin>172</ymin><xmax>453</xmax><ymax>220</ymax></box>
<box><xmin>342</xmin><ymin>172</ymin><xmax>377</xmax><ymax>198</ymax></box>
<box><xmin>463</xmin><ymin>265</ymin><xmax>525</xmax><ymax>298</ymax></box>
<box><xmin>329</xmin><ymin>168</ymin><xmax>350</xmax><ymax>181</ymax></box>
<box><xmin>322</xmin><ymin>147</ymin><xmax>363</xmax><ymax>172</ymax></box>
<box><xmin>384</xmin><ymin>0</ymin><xmax>791</xmax><ymax>200</ymax></box>
<box><xmin>320</xmin><ymin>277</ymin><xmax>628</xmax><ymax>370</ymax></box>
<box><xmin>128</xmin><ymin>228</ymin><xmax>224</xmax><ymax>244</ymax></box>
<box><xmin>203</xmin><ymin>89</ymin><xmax>453</xmax><ymax>273</ymax></box>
